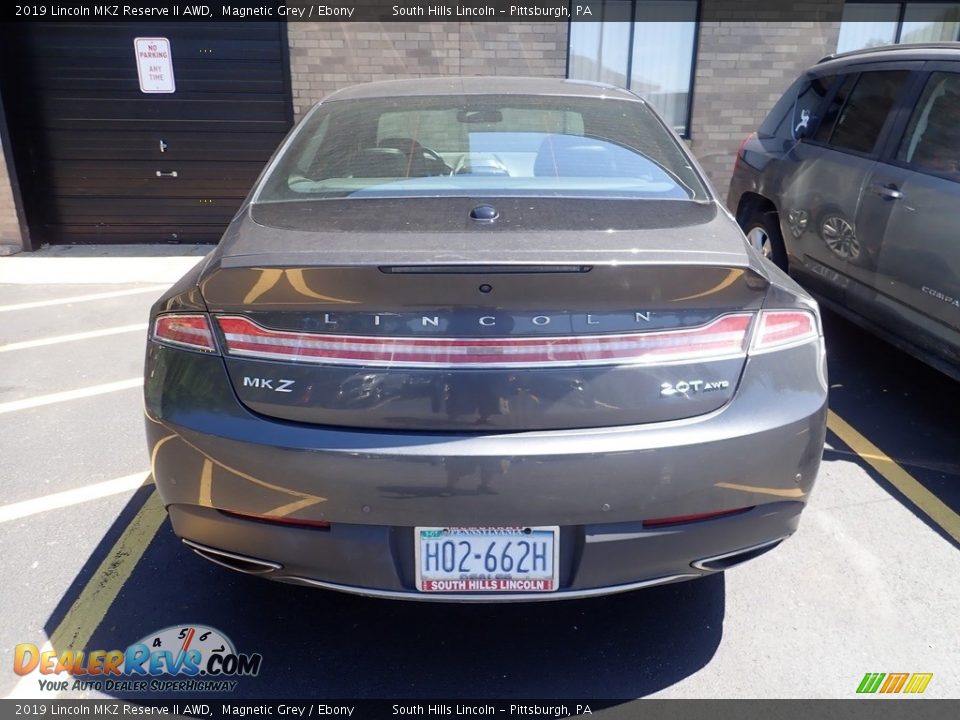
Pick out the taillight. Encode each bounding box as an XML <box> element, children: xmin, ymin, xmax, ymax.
<box><xmin>733</xmin><ymin>132</ymin><xmax>754</xmax><ymax>175</ymax></box>
<box><xmin>643</xmin><ymin>506</ymin><xmax>754</xmax><ymax>528</ymax></box>
<box><xmin>215</xmin><ymin>313</ymin><xmax>754</xmax><ymax>369</ymax></box>
<box><xmin>152</xmin><ymin>314</ymin><xmax>218</xmax><ymax>353</ymax></box>
<box><xmin>750</xmin><ymin>310</ymin><xmax>819</xmax><ymax>352</ymax></box>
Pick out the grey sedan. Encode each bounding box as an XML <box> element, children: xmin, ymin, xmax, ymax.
<box><xmin>145</xmin><ymin>77</ymin><xmax>827</xmax><ymax>601</ymax></box>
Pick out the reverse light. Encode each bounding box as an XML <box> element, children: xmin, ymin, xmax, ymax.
<box><xmin>643</xmin><ymin>506</ymin><xmax>754</xmax><ymax>529</ymax></box>
<box><xmin>215</xmin><ymin>314</ymin><xmax>755</xmax><ymax>369</ymax></box>
<box><xmin>751</xmin><ymin>310</ymin><xmax>819</xmax><ymax>352</ymax></box>
<box><xmin>152</xmin><ymin>314</ymin><xmax>217</xmax><ymax>352</ymax></box>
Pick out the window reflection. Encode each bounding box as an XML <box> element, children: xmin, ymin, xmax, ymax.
<box><xmin>568</xmin><ymin>1</ymin><xmax>698</xmax><ymax>135</ymax></box>
<box><xmin>630</xmin><ymin>3</ymin><xmax>697</xmax><ymax>135</ymax></box>
<box><xmin>838</xmin><ymin>2</ymin><xmax>960</xmax><ymax>52</ymax></box>
<box><xmin>901</xmin><ymin>3</ymin><xmax>960</xmax><ymax>42</ymax></box>
<box><xmin>837</xmin><ymin>4</ymin><xmax>899</xmax><ymax>52</ymax></box>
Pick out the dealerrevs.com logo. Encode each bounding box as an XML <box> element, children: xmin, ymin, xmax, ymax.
<box><xmin>14</xmin><ymin>625</ymin><xmax>262</xmax><ymax>693</ymax></box>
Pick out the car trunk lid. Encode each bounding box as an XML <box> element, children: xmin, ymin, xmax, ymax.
<box><xmin>199</xmin><ymin>199</ymin><xmax>767</xmax><ymax>431</ymax></box>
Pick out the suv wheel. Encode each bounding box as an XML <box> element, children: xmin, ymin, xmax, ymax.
<box><xmin>744</xmin><ymin>209</ymin><xmax>788</xmax><ymax>271</ymax></box>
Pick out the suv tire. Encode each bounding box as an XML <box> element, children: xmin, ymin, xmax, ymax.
<box><xmin>743</xmin><ymin>208</ymin><xmax>789</xmax><ymax>271</ymax></box>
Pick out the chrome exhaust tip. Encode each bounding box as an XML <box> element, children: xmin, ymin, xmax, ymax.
<box><xmin>692</xmin><ymin>536</ymin><xmax>788</xmax><ymax>572</ymax></box>
<box><xmin>182</xmin><ymin>539</ymin><xmax>282</xmax><ymax>575</ymax></box>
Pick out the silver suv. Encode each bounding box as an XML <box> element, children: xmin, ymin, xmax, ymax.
<box><xmin>728</xmin><ymin>43</ymin><xmax>960</xmax><ymax>381</ymax></box>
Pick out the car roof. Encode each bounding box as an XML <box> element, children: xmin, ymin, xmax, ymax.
<box><xmin>817</xmin><ymin>42</ymin><xmax>960</xmax><ymax>70</ymax></box>
<box><xmin>321</xmin><ymin>76</ymin><xmax>641</xmax><ymax>103</ymax></box>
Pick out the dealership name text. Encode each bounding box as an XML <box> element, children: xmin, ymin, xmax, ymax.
<box><xmin>391</xmin><ymin>4</ymin><xmax>572</xmax><ymax>17</ymax></box>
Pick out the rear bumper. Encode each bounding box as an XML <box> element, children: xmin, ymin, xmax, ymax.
<box><xmin>145</xmin><ymin>337</ymin><xmax>827</xmax><ymax>600</ymax></box>
<box><xmin>172</xmin><ymin>502</ymin><xmax>798</xmax><ymax>601</ymax></box>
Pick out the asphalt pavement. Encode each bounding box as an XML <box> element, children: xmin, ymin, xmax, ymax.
<box><xmin>1</xmin><ymin>253</ymin><xmax>958</xmax><ymax>705</ymax></box>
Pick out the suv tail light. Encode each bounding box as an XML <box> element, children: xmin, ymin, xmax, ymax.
<box><xmin>733</xmin><ymin>132</ymin><xmax>754</xmax><ymax>175</ymax></box>
<box><xmin>750</xmin><ymin>310</ymin><xmax>819</xmax><ymax>352</ymax></box>
<box><xmin>152</xmin><ymin>314</ymin><xmax>218</xmax><ymax>353</ymax></box>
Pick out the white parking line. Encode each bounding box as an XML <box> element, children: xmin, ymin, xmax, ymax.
<box><xmin>0</xmin><ymin>472</ymin><xmax>151</xmax><ymax>524</ymax></box>
<box><xmin>0</xmin><ymin>286</ymin><xmax>167</xmax><ymax>313</ymax></box>
<box><xmin>0</xmin><ymin>378</ymin><xmax>143</xmax><ymax>415</ymax></box>
<box><xmin>0</xmin><ymin>324</ymin><xmax>148</xmax><ymax>353</ymax></box>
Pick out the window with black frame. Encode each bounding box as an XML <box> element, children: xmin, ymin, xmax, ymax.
<box><xmin>837</xmin><ymin>1</ymin><xmax>960</xmax><ymax>52</ymax></box>
<box><xmin>897</xmin><ymin>71</ymin><xmax>960</xmax><ymax>179</ymax></box>
<box><xmin>812</xmin><ymin>71</ymin><xmax>910</xmax><ymax>153</ymax></box>
<box><xmin>567</xmin><ymin>0</ymin><xmax>699</xmax><ymax>136</ymax></box>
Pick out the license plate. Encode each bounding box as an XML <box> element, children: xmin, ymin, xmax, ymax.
<box><xmin>415</xmin><ymin>526</ymin><xmax>559</xmax><ymax>593</ymax></box>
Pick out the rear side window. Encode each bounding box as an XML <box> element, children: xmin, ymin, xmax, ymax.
<box><xmin>813</xmin><ymin>74</ymin><xmax>857</xmax><ymax>144</ymax></box>
<box><xmin>793</xmin><ymin>75</ymin><xmax>837</xmax><ymax>138</ymax></box>
<box><xmin>758</xmin><ymin>77</ymin><xmax>804</xmax><ymax>139</ymax></box>
<box><xmin>897</xmin><ymin>71</ymin><xmax>960</xmax><ymax>181</ymax></box>
<box><xmin>814</xmin><ymin>71</ymin><xmax>910</xmax><ymax>153</ymax></box>
<box><xmin>760</xmin><ymin>74</ymin><xmax>837</xmax><ymax>139</ymax></box>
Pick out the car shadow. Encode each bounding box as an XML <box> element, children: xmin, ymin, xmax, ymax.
<box><xmin>43</xmin><ymin>498</ymin><xmax>724</xmax><ymax>701</ymax></box>
<box><xmin>821</xmin><ymin>307</ymin><xmax>960</xmax><ymax>550</ymax></box>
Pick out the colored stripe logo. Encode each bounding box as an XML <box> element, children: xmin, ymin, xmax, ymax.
<box><xmin>857</xmin><ymin>673</ymin><xmax>933</xmax><ymax>694</ymax></box>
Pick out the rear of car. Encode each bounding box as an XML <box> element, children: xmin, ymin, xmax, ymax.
<box><xmin>146</xmin><ymin>78</ymin><xmax>827</xmax><ymax>600</ymax></box>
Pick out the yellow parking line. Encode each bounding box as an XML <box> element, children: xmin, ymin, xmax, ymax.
<box><xmin>828</xmin><ymin>409</ymin><xmax>960</xmax><ymax>544</ymax></box>
<box><xmin>49</xmin><ymin>487</ymin><xmax>167</xmax><ymax>653</ymax></box>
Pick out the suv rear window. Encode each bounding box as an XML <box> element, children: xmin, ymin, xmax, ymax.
<box><xmin>814</xmin><ymin>71</ymin><xmax>910</xmax><ymax>153</ymax></box>
<box><xmin>256</xmin><ymin>95</ymin><xmax>708</xmax><ymax>202</ymax></box>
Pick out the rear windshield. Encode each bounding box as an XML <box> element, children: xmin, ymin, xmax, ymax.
<box><xmin>256</xmin><ymin>94</ymin><xmax>709</xmax><ymax>203</ymax></box>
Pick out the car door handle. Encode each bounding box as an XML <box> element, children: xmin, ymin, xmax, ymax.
<box><xmin>868</xmin><ymin>183</ymin><xmax>903</xmax><ymax>200</ymax></box>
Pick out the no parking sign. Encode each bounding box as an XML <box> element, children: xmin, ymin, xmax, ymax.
<box><xmin>134</xmin><ymin>37</ymin><xmax>175</xmax><ymax>93</ymax></box>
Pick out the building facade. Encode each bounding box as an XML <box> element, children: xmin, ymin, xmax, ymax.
<box><xmin>1</xmin><ymin>0</ymin><xmax>958</xmax><ymax>253</ymax></box>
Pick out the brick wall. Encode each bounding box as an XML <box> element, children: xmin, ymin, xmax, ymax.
<box><xmin>0</xmin><ymin>133</ymin><xmax>21</xmax><ymax>253</ymax></box>
<box><xmin>287</xmin><ymin>22</ymin><xmax>569</xmax><ymax>118</ymax></box>
<box><xmin>688</xmin><ymin>6</ymin><xmax>843</xmax><ymax>194</ymax></box>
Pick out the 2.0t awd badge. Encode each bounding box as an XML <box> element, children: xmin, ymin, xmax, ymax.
<box><xmin>660</xmin><ymin>379</ymin><xmax>731</xmax><ymax>397</ymax></box>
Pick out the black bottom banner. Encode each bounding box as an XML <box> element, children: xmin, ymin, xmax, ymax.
<box><xmin>0</xmin><ymin>700</ymin><xmax>956</xmax><ymax>720</ymax></box>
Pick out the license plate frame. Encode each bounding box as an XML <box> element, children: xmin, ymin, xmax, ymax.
<box><xmin>414</xmin><ymin>526</ymin><xmax>560</xmax><ymax>593</ymax></box>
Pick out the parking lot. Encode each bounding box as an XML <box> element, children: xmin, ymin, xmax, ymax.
<box><xmin>1</xmin><ymin>256</ymin><xmax>958</xmax><ymax>703</ymax></box>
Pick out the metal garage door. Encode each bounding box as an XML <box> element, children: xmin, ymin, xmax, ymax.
<box><xmin>0</xmin><ymin>22</ymin><xmax>292</xmax><ymax>246</ymax></box>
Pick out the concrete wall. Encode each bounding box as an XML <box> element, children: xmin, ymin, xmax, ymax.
<box><xmin>287</xmin><ymin>22</ymin><xmax>569</xmax><ymax>118</ymax></box>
